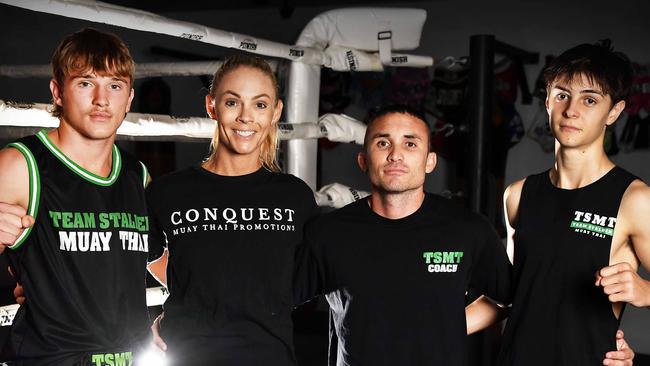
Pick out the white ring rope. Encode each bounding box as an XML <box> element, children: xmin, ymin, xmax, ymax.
<box><xmin>0</xmin><ymin>1</ymin><xmax>433</xmax><ymax>71</ymax></box>
<box><xmin>0</xmin><ymin>1</ymin><xmax>435</xmax><ymax>191</ymax></box>
<box><xmin>0</xmin><ymin>61</ymin><xmax>278</xmax><ymax>78</ymax></box>
<box><xmin>1</xmin><ymin>0</ymin><xmax>325</xmax><ymax>65</ymax></box>
<box><xmin>0</xmin><ymin>100</ymin><xmax>367</xmax><ymax>144</ymax></box>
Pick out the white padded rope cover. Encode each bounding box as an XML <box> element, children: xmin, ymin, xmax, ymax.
<box><xmin>0</xmin><ymin>100</ymin><xmax>366</xmax><ymax>143</ymax></box>
<box><xmin>299</xmin><ymin>8</ymin><xmax>426</xmax><ymax>52</ymax></box>
<box><xmin>300</xmin><ymin>8</ymin><xmax>433</xmax><ymax>70</ymax></box>
<box><xmin>0</xmin><ymin>1</ymin><xmax>433</xmax><ymax>71</ymax></box>
<box><xmin>0</xmin><ymin>0</ymin><xmax>326</xmax><ymax>65</ymax></box>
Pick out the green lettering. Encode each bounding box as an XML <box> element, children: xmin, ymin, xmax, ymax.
<box><xmin>49</xmin><ymin>211</ymin><xmax>61</xmax><ymax>228</ymax></box>
<box><xmin>99</xmin><ymin>213</ymin><xmax>110</xmax><ymax>229</ymax></box>
<box><xmin>83</xmin><ymin>212</ymin><xmax>96</xmax><ymax>228</ymax></box>
<box><xmin>91</xmin><ymin>354</ymin><xmax>104</xmax><ymax>366</ymax></box>
<box><xmin>62</xmin><ymin>212</ymin><xmax>73</xmax><ymax>228</ymax></box>
<box><xmin>443</xmin><ymin>251</ymin><xmax>454</xmax><ymax>263</ymax></box>
<box><xmin>109</xmin><ymin>213</ymin><xmax>120</xmax><ymax>228</ymax></box>
<box><xmin>433</xmin><ymin>252</ymin><xmax>442</xmax><ymax>264</ymax></box>
<box><xmin>422</xmin><ymin>252</ymin><xmax>434</xmax><ymax>264</ymax></box>
<box><xmin>134</xmin><ymin>215</ymin><xmax>149</xmax><ymax>232</ymax></box>
<box><xmin>114</xmin><ymin>352</ymin><xmax>126</xmax><ymax>366</ymax></box>
<box><xmin>121</xmin><ymin>213</ymin><xmax>130</xmax><ymax>229</ymax></box>
<box><xmin>72</xmin><ymin>212</ymin><xmax>84</xmax><ymax>228</ymax></box>
<box><xmin>455</xmin><ymin>252</ymin><xmax>464</xmax><ymax>263</ymax></box>
<box><xmin>90</xmin><ymin>351</ymin><xmax>132</xmax><ymax>366</ymax></box>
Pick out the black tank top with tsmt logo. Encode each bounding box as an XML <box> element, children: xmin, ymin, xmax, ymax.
<box><xmin>499</xmin><ymin>166</ymin><xmax>638</xmax><ymax>366</ymax></box>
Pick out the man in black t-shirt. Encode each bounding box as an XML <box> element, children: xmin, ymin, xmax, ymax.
<box><xmin>294</xmin><ymin>105</ymin><xmax>513</xmax><ymax>366</ymax></box>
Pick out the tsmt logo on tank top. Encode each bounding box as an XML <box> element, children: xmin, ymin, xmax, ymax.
<box><xmin>169</xmin><ymin>207</ymin><xmax>296</xmax><ymax>236</ymax></box>
<box><xmin>91</xmin><ymin>351</ymin><xmax>132</xmax><ymax>366</ymax></box>
<box><xmin>422</xmin><ymin>251</ymin><xmax>464</xmax><ymax>273</ymax></box>
<box><xmin>569</xmin><ymin>210</ymin><xmax>616</xmax><ymax>238</ymax></box>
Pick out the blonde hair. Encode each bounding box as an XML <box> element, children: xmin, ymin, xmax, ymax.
<box><xmin>206</xmin><ymin>55</ymin><xmax>281</xmax><ymax>172</ymax></box>
<box><xmin>51</xmin><ymin>28</ymin><xmax>134</xmax><ymax>117</ymax></box>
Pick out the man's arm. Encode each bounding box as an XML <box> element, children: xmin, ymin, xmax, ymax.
<box><xmin>503</xmin><ymin>178</ymin><xmax>525</xmax><ymax>264</ymax></box>
<box><xmin>144</xmin><ymin>175</ymin><xmax>170</xmax><ymax>288</ymax></box>
<box><xmin>598</xmin><ymin>180</ymin><xmax>650</xmax><ymax>307</ymax></box>
<box><xmin>151</xmin><ymin>312</ymin><xmax>167</xmax><ymax>351</ymax></box>
<box><xmin>463</xmin><ymin>177</ymin><xmax>522</xmax><ymax>340</ymax></box>
<box><xmin>0</xmin><ymin>147</ymin><xmax>33</xmax><ymax>252</ymax></box>
<box><xmin>148</xmin><ymin>249</ymin><xmax>168</xmax><ymax>352</ymax></box>
<box><xmin>465</xmin><ymin>295</ymin><xmax>508</xmax><ymax>335</ymax></box>
<box><xmin>603</xmin><ymin>330</ymin><xmax>635</xmax><ymax>366</ymax></box>
<box><xmin>147</xmin><ymin>248</ymin><xmax>168</xmax><ymax>287</ymax></box>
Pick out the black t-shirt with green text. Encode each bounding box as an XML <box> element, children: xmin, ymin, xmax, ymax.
<box><xmin>295</xmin><ymin>193</ymin><xmax>512</xmax><ymax>366</ymax></box>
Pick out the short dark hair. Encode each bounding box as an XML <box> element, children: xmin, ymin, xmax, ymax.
<box><xmin>364</xmin><ymin>104</ymin><xmax>431</xmax><ymax>152</ymax></box>
<box><xmin>543</xmin><ymin>40</ymin><xmax>633</xmax><ymax>104</ymax></box>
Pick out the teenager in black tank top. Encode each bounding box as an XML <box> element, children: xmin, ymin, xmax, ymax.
<box><xmin>4</xmin><ymin>133</ymin><xmax>150</xmax><ymax>365</ymax></box>
<box><xmin>499</xmin><ymin>41</ymin><xmax>647</xmax><ymax>366</ymax></box>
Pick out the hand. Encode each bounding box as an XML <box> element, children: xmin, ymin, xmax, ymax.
<box><xmin>13</xmin><ymin>283</ymin><xmax>25</xmax><ymax>305</ymax></box>
<box><xmin>603</xmin><ymin>330</ymin><xmax>634</xmax><ymax>366</ymax></box>
<box><xmin>8</xmin><ymin>267</ymin><xmax>25</xmax><ymax>305</ymax></box>
<box><xmin>151</xmin><ymin>312</ymin><xmax>167</xmax><ymax>351</ymax></box>
<box><xmin>596</xmin><ymin>262</ymin><xmax>650</xmax><ymax>307</ymax></box>
<box><xmin>0</xmin><ymin>202</ymin><xmax>35</xmax><ymax>252</ymax></box>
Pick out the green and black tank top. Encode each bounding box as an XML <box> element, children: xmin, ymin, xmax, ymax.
<box><xmin>4</xmin><ymin>131</ymin><xmax>150</xmax><ymax>366</ymax></box>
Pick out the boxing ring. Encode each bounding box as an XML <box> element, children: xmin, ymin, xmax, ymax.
<box><xmin>0</xmin><ymin>0</ymin><xmax>437</xmax><ymax>206</ymax></box>
<box><xmin>0</xmin><ymin>0</ymin><xmax>433</xmax><ymax>185</ymax></box>
<box><xmin>0</xmin><ymin>0</ymin><xmax>434</xmax><ymax>337</ymax></box>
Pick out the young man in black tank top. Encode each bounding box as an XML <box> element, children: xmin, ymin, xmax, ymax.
<box><xmin>0</xmin><ymin>28</ymin><xmax>155</xmax><ymax>365</ymax></box>
<box><xmin>499</xmin><ymin>42</ymin><xmax>647</xmax><ymax>365</ymax></box>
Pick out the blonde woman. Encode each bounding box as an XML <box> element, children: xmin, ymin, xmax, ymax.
<box><xmin>146</xmin><ymin>55</ymin><xmax>316</xmax><ymax>366</ymax></box>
